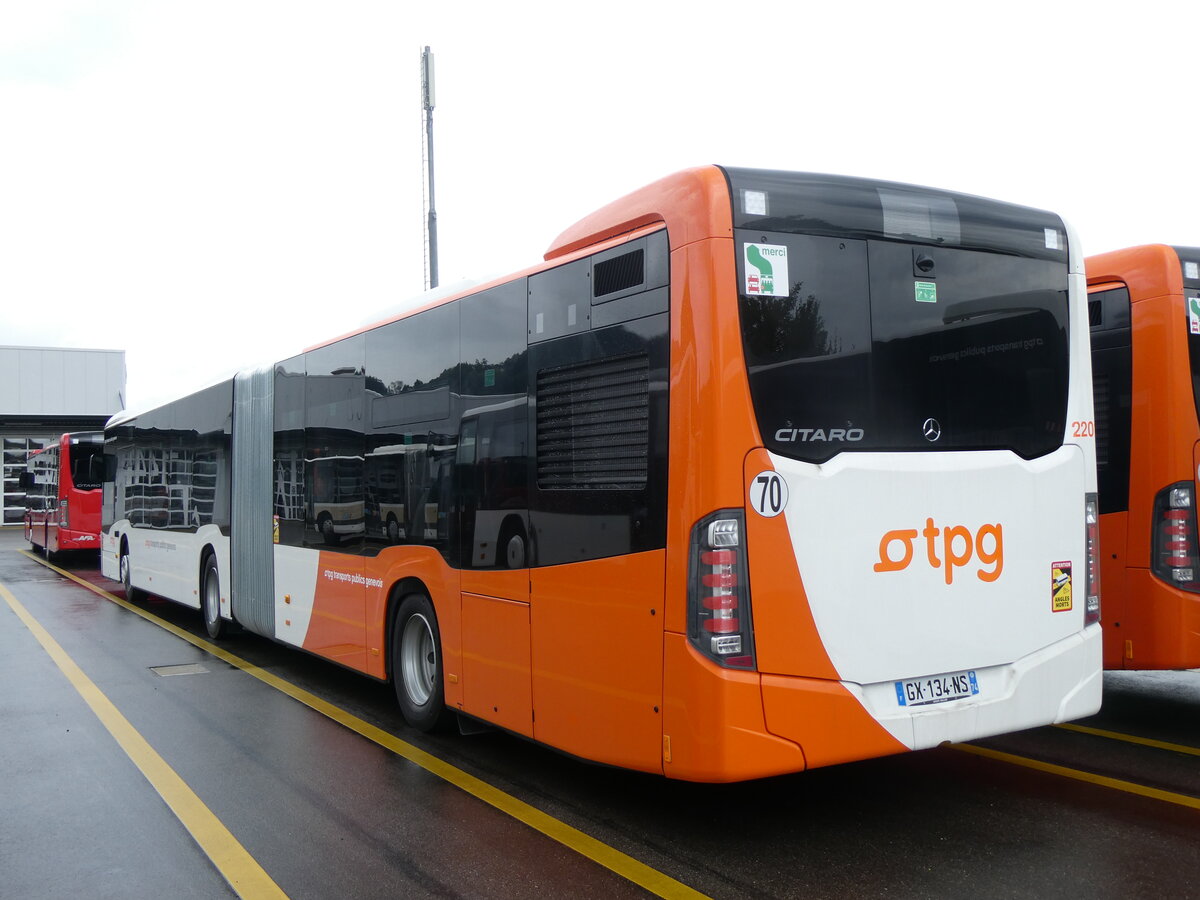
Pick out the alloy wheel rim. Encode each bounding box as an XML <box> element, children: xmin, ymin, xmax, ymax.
<box><xmin>400</xmin><ymin>613</ymin><xmax>435</xmax><ymax>706</ymax></box>
<box><xmin>205</xmin><ymin>570</ymin><xmax>219</xmax><ymax>627</ymax></box>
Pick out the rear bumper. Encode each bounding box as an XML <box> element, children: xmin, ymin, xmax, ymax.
<box><xmin>765</xmin><ymin>624</ymin><xmax>1103</xmax><ymax>760</ymax></box>
<box><xmin>662</xmin><ymin>624</ymin><xmax>1102</xmax><ymax>780</ymax></box>
<box><xmin>57</xmin><ymin>529</ymin><xmax>100</xmax><ymax>550</ymax></box>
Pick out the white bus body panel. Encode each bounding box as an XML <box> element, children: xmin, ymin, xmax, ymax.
<box><xmin>272</xmin><ymin>544</ymin><xmax>320</xmax><ymax>648</ymax></box>
<box><xmin>102</xmin><ymin>521</ymin><xmax>230</xmax><ymax>616</ymax></box>
<box><xmin>767</xmin><ymin>444</ymin><xmax>1100</xmax><ymax>746</ymax></box>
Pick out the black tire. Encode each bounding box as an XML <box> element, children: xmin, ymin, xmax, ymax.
<box><xmin>201</xmin><ymin>553</ymin><xmax>226</xmax><ymax>640</ymax></box>
<box><xmin>318</xmin><ymin>514</ymin><xmax>341</xmax><ymax>546</ymax></box>
<box><xmin>120</xmin><ymin>546</ymin><xmax>146</xmax><ymax>601</ymax></box>
<box><xmin>392</xmin><ymin>593</ymin><xmax>452</xmax><ymax>732</ymax></box>
<box><xmin>497</xmin><ymin>518</ymin><xmax>527</xmax><ymax>569</ymax></box>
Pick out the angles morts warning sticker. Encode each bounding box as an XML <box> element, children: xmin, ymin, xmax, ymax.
<box><xmin>1051</xmin><ymin>561</ymin><xmax>1073</xmax><ymax>612</ymax></box>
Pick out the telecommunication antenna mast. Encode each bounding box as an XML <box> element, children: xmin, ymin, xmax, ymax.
<box><xmin>421</xmin><ymin>46</ymin><xmax>438</xmax><ymax>290</ymax></box>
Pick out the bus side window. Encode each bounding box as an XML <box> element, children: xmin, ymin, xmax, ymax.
<box><xmin>458</xmin><ymin>281</ymin><xmax>529</xmax><ymax>569</ymax></box>
<box><xmin>273</xmin><ymin>355</ymin><xmax>307</xmax><ymax>548</ymax></box>
<box><xmin>364</xmin><ymin>302</ymin><xmax>463</xmax><ymax>562</ymax></box>
<box><xmin>304</xmin><ymin>337</ymin><xmax>366</xmax><ymax>553</ymax></box>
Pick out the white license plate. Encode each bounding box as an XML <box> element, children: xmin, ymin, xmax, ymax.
<box><xmin>895</xmin><ymin>669</ymin><xmax>979</xmax><ymax>707</ymax></box>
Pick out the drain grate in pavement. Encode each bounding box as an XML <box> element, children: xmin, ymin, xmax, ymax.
<box><xmin>149</xmin><ymin>663</ymin><xmax>209</xmax><ymax>677</ymax></box>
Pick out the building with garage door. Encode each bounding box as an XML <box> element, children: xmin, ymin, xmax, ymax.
<box><xmin>1</xmin><ymin>346</ymin><xmax>125</xmax><ymax>525</ymax></box>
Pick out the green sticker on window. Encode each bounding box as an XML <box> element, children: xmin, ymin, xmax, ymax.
<box><xmin>915</xmin><ymin>281</ymin><xmax>937</xmax><ymax>303</ymax></box>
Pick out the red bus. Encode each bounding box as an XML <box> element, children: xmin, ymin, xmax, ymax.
<box><xmin>103</xmin><ymin>167</ymin><xmax>1101</xmax><ymax>780</ymax></box>
<box><xmin>1088</xmin><ymin>244</ymin><xmax>1200</xmax><ymax>669</ymax></box>
<box><xmin>23</xmin><ymin>432</ymin><xmax>106</xmax><ymax>557</ymax></box>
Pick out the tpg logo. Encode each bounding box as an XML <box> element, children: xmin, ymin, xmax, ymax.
<box><xmin>873</xmin><ymin>519</ymin><xmax>1004</xmax><ymax>584</ymax></box>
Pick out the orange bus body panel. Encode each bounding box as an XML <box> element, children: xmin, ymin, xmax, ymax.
<box><xmin>1086</xmin><ymin>245</ymin><xmax>1183</xmax><ymax>303</ymax></box>
<box><xmin>742</xmin><ymin>448</ymin><xmax>840</xmax><ymax>681</ymax></box>
<box><xmin>760</xmin><ymin>676</ymin><xmax>910</xmax><ymax>770</ymax></box>
<box><xmin>307</xmin><ymin>551</ymin><xmax>367</xmax><ymax>671</ymax></box>
<box><xmin>662</xmin><ymin>239</ymin><xmax>765</xmax><ymax>635</ymax></box>
<box><xmin>546</xmin><ymin>166</ymin><xmax>733</xmax><ymax>261</ymax></box>
<box><xmin>461</xmin><ymin>593</ymin><xmax>533</xmax><ymax>737</ymax></box>
<box><xmin>1089</xmin><ymin>244</ymin><xmax>1200</xmax><ymax>669</ymax></box>
<box><xmin>1120</xmin><ymin>568</ymin><xmax>1200</xmax><ymax>668</ymax></box>
<box><xmin>1098</xmin><ymin>511</ymin><xmax>1130</xmax><ymax>669</ymax></box>
<box><xmin>662</xmin><ymin>633</ymin><xmax>807</xmax><ymax>782</ymax></box>
<box><xmin>530</xmin><ymin>552</ymin><xmax>665</xmax><ymax>775</ymax></box>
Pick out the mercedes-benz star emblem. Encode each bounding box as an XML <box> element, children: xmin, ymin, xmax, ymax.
<box><xmin>922</xmin><ymin>417</ymin><xmax>942</xmax><ymax>442</ymax></box>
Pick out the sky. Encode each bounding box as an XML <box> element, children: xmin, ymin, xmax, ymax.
<box><xmin>1</xmin><ymin>1</ymin><xmax>1197</xmax><ymax>413</ymax></box>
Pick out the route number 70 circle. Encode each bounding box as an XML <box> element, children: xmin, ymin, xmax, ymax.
<box><xmin>749</xmin><ymin>471</ymin><xmax>789</xmax><ymax>517</ymax></box>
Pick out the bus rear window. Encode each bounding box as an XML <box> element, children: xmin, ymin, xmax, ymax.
<box><xmin>1178</xmin><ymin>248</ymin><xmax>1200</xmax><ymax>428</ymax></box>
<box><xmin>738</xmin><ymin>230</ymin><xmax>1070</xmax><ymax>462</ymax></box>
<box><xmin>70</xmin><ymin>439</ymin><xmax>105</xmax><ymax>490</ymax></box>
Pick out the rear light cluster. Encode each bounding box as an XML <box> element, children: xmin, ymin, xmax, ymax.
<box><xmin>1151</xmin><ymin>482</ymin><xmax>1200</xmax><ymax>593</ymax></box>
<box><xmin>59</xmin><ymin>498</ymin><xmax>69</xmax><ymax>530</ymax></box>
<box><xmin>688</xmin><ymin>510</ymin><xmax>756</xmax><ymax>670</ymax></box>
<box><xmin>1084</xmin><ymin>493</ymin><xmax>1100</xmax><ymax>625</ymax></box>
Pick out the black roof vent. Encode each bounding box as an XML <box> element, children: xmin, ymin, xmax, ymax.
<box><xmin>593</xmin><ymin>249</ymin><xmax>644</xmax><ymax>299</ymax></box>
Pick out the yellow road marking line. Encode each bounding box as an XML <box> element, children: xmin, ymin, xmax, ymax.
<box><xmin>0</xmin><ymin>580</ymin><xmax>287</xmax><ymax>900</ymax></box>
<box><xmin>953</xmin><ymin>743</ymin><xmax>1200</xmax><ymax>811</ymax></box>
<box><xmin>1055</xmin><ymin>722</ymin><xmax>1200</xmax><ymax>757</ymax></box>
<box><xmin>20</xmin><ymin>550</ymin><xmax>709</xmax><ymax>900</ymax></box>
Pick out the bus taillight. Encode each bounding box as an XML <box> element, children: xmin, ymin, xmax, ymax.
<box><xmin>689</xmin><ymin>511</ymin><xmax>756</xmax><ymax>669</ymax></box>
<box><xmin>60</xmin><ymin>498</ymin><xmax>69</xmax><ymax>530</ymax></box>
<box><xmin>1084</xmin><ymin>493</ymin><xmax>1100</xmax><ymax>625</ymax></box>
<box><xmin>1151</xmin><ymin>483</ymin><xmax>1200</xmax><ymax>593</ymax></box>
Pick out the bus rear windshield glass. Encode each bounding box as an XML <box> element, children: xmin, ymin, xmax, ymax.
<box><xmin>1179</xmin><ymin>248</ymin><xmax>1200</xmax><ymax>424</ymax></box>
<box><xmin>70</xmin><ymin>439</ymin><xmax>105</xmax><ymax>490</ymax></box>
<box><xmin>728</xmin><ymin>172</ymin><xmax>1071</xmax><ymax>462</ymax></box>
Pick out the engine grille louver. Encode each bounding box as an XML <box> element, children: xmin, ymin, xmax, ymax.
<box><xmin>537</xmin><ymin>354</ymin><xmax>649</xmax><ymax>490</ymax></box>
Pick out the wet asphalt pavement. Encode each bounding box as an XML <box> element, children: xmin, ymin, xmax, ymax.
<box><xmin>1</xmin><ymin>527</ymin><xmax>1197</xmax><ymax>899</ymax></box>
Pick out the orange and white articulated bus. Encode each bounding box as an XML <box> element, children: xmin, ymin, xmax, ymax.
<box><xmin>23</xmin><ymin>431</ymin><xmax>105</xmax><ymax>557</ymax></box>
<box><xmin>101</xmin><ymin>167</ymin><xmax>1101</xmax><ymax>781</ymax></box>
<box><xmin>1087</xmin><ymin>244</ymin><xmax>1200</xmax><ymax>670</ymax></box>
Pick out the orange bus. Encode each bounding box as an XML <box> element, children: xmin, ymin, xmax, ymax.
<box><xmin>102</xmin><ymin>167</ymin><xmax>1101</xmax><ymax>781</ymax></box>
<box><xmin>23</xmin><ymin>431</ymin><xmax>105</xmax><ymax>557</ymax></box>
<box><xmin>1088</xmin><ymin>244</ymin><xmax>1200</xmax><ymax>669</ymax></box>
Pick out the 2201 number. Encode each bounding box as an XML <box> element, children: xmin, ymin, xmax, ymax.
<box><xmin>1071</xmin><ymin>420</ymin><xmax>1095</xmax><ymax>438</ymax></box>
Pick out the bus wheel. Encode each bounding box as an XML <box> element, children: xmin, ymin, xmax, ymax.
<box><xmin>318</xmin><ymin>515</ymin><xmax>340</xmax><ymax>546</ymax></box>
<box><xmin>120</xmin><ymin>548</ymin><xmax>145</xmax><ymax>602</ymax></box>
<box><xmin>499</xmin><ymin>519</ymin><xmax>526</xmax><ymax>569</ymax></box>
<box><xmin>201</xmin><ymin>553</ymin><xmax>226</xmax><ymax>640</ymax></box>
<box><xmin>392</xmin><ymin>593</ymin><xmax>452</xmax><ymax>732</ymax></box>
